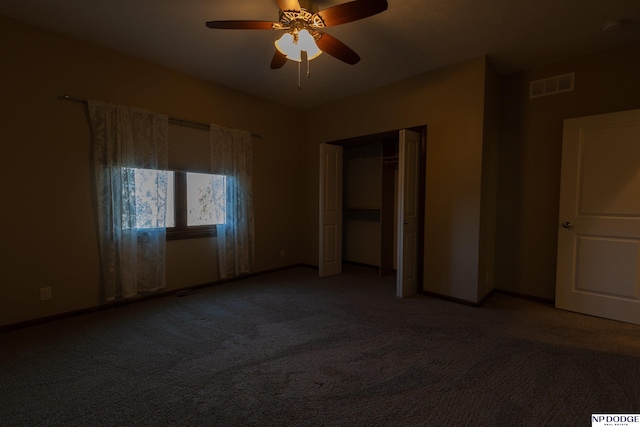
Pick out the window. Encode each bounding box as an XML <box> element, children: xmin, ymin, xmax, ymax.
<box><xmin>122</xmin><ymin>167</ymin><xmax>175</xmax><ymax>229</ymax></box>
<box><xmin>168</xmin><ymin>171</ymin><xmax>226</xmax><ymax>240</ymax></box>
<box><xmin>165</xmin><ymin>120</ymin><xmax>228</xmax><ymax>239</ymax></box>
<box><xmin>186</xmin><ymin>172</ymin><xmax>226</xmax><ymax>226</ymax></box>
<box><xmin>123</xmin><ymin>168</ymin><xmax>226</xmax><ymax>239</ymax></box>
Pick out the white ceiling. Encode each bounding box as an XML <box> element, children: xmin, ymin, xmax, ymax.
<box><xmin>2</xmin><ymin>0</ymin><xmax>640</xmax><ymax>109</ymax></box>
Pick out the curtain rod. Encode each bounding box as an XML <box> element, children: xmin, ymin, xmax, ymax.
<box><xmin>58</xmin><ymin>95</ymin><xmax>262</xmax><ymax>139</ymax></box>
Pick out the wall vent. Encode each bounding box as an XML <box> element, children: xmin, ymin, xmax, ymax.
<box><xmin>529</xmin><ymin>72</ymin><xmax>575</xmax><ymax>98</ymax></box>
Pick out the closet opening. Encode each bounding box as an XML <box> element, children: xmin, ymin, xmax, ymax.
<box><xmin>319</xmin><ymin>126</ymin><xmax>426</xmax><ymax>297</ymax></box>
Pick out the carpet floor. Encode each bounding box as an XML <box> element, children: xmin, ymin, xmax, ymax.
<box><xmin>1</xmin><ymin>264</ymin><xmax>640</xmax><ymax>426</ymax></box>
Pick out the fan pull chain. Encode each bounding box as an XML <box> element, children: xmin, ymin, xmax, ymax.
<box><xmin>296</xmin><ymin>53</ymin><xmax>312</xmax><ymax>90</ymax></box>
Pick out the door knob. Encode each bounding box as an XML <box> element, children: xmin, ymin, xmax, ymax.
<box><xmin>562</xmin><ymin>221</ymin><xmax>573</xmax><ymax>229</ymax></box>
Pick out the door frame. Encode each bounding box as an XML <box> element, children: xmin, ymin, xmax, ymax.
<box><xmin>321</xmin><ymin>126</ymin><xmax>426</xmax><ymax>293</ymax></box>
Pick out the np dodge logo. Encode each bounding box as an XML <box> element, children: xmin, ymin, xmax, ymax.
<box><xmin>592</xmin><ymin>414</ymin><xmax>640</xmax><ymax>426</ymax></box>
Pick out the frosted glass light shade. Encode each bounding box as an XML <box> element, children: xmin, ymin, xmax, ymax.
<box><xmin>275</xmin><ymin>30</ymin><xmax>322</xmax><ymax>62</ymax></box>
<box><xmin>275</xmin><ymin>33</ymin><xmax>300</xmax><ymax>61</ymax></box>
<box><xmin>297</xmin><ymin>30</ymin><xmax>322</xmax><ymax>60</ymax></box>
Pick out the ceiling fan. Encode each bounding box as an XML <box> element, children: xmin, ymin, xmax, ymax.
<box><xmin>205</xmin><ymin>0</ymin><xmax>389</xmax><ymax>69</ymax></box>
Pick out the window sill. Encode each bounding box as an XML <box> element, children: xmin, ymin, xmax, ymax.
<box><xmin>166</xmin><ymin>227</ymin><xmax>217</xmax><ymax>241</ymax></box>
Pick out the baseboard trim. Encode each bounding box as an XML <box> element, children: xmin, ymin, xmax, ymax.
<box><xmin>419</xmin><ymin>290</ymin><xmax>482</xmax><ymax>307</ymax></box>
<box><xmin>342</xmin><ymin>260</ymin><xmax>380</xmax><ymax>270</ymax></box>
<box><xmin>493</xmin><ymin>289</ymin><xmax>555</xmax><ymax>307</ymax></box>
<box><xmin>2</xmin><ymin>266</ymin><xmax>556</xmax><ymax>333</ymax></box>
<box><xmin>0</xmin><ymin>263</ymin><xmax>314</xmax><ymax>333</ymax></box>
<box><xmin>419</xmin><ymin>288</ymin><xmax>555</xmax><ymax>308</ymax></box>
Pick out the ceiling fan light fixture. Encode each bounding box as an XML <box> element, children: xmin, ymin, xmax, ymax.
<box><xmin>207</xmin><ymin>0</ymin><xmax>390</xmax><ymax>70</ymax></box>
<box><xmin>275</xmin><ymin>29</ymin><xmax>322</xmax><ymax>62</ymax></box>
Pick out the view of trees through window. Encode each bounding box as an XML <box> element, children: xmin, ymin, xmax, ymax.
<box><xmin>123</xmin><ymin>168</ymin><xmax>174</xmax><ymax>229</ymax></box>
<box><xmin>187</xmin><ymin>172</ymin><xmax>226</xmax><ymax>226</ymax></box>
<box><xmin>124</xmin><ymin>168</ymin><xmax>225</xmax><ymax>230</ymax></box>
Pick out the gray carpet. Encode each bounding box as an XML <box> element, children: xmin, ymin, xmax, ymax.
<box><xmin>1</xmin><ymin>264</ymin><xmax>639</xmax><ymax>426</ymax></box>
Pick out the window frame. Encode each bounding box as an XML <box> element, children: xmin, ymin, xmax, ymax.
<box><xmin>166</xmin><ymin>171</ymin><xmax>218</xmax><ymax>240</ymax></box>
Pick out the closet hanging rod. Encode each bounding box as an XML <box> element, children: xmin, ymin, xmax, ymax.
<box><xmin>58</xmin><ymin>95</ymin><xmax>262</xmax><ymax>139</ymax></box>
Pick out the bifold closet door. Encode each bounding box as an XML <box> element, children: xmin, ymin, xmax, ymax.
<box><xmin>396</xmin><ymin>129</ymin><xmax>421</xmax><ymax>297</ymax></box>
<box><xmin>319</xmin><ymin>143</ymin><xmax>343</xmax><ymax>277</ymax></box>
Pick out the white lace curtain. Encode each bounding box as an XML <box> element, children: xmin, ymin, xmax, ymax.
<box><xmin>211</xmin><ymin>124</ymin><xmax>255</xmax><ymax>278</ymax></box>
<box><xmin>88</xmin><ymin>100</ymin><xmax>169</xmax><ymax>301</ymax></box>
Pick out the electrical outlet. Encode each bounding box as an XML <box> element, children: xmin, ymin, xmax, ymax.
<box><xmin>280</xmin><ymin>249</ymin><xmax>285</xmax><ymax>258</ymax></box>
<box><xmin>40</xmin><ymin>287</ymin><xmax>52</xmax><ymax>301</ymax></box>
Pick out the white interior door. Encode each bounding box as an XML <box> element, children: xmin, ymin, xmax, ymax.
<box><xmin>556</xmin><ymin>108</ymin><xmax>640</xmax><ymax>325</ymax></box>
<box><xmin>397</xmin><ymin>129</ymin><xmax>421</xmax><ymax>297</ymax></box>
<box><xmin>319</xmin><ymin>143</ymin><xmax>343</xmax><ymax>277</ymax></box>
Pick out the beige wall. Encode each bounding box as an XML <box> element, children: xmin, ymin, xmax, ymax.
<box><xmin>496</xmin><ymin>42</ymin><xmax>640</xmax><ymax>300</ymax></box>
<box><xmin>0</xmin><ymin>15</ymin><xmax>305</xmax><ymax>326</ymax></box>
<box><xmin>303</xmin><ymin>57</ymin><xmax>489</xmax><ymax>303</ymax></box>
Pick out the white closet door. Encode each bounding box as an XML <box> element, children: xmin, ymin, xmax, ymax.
<box><xmin>319</xmin><ymin>143</ymin><xmax>343</xmax><ymax>277</ymax></box>
<box><xmin>397</xmin><ymin>129</ymin><xmax>421</xmax><ymax>297</ymax></box>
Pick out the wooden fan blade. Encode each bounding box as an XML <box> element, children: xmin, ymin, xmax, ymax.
<box><xmin>317</xmin><ymin>0</ymin><xmax>388</xmax><ymax>27</ymax></box>
<box><xmin>271</xmin><ymin>50</ymin><xmax>288</xmax><ymax>69</ymax></box>
<box><xmin>205</xmin><ymin>20</ymin><xmax>275</xmax><ymax>30</ymax></box>
<box><xmin>276</xmin><ymin>0</ymin><xmax>301</xmax><ymax>12</ymax></box>
<box><xmin>316</xmin><ymin>33</ymin><xmax>360</xmax><ymax>65</ymax></box>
